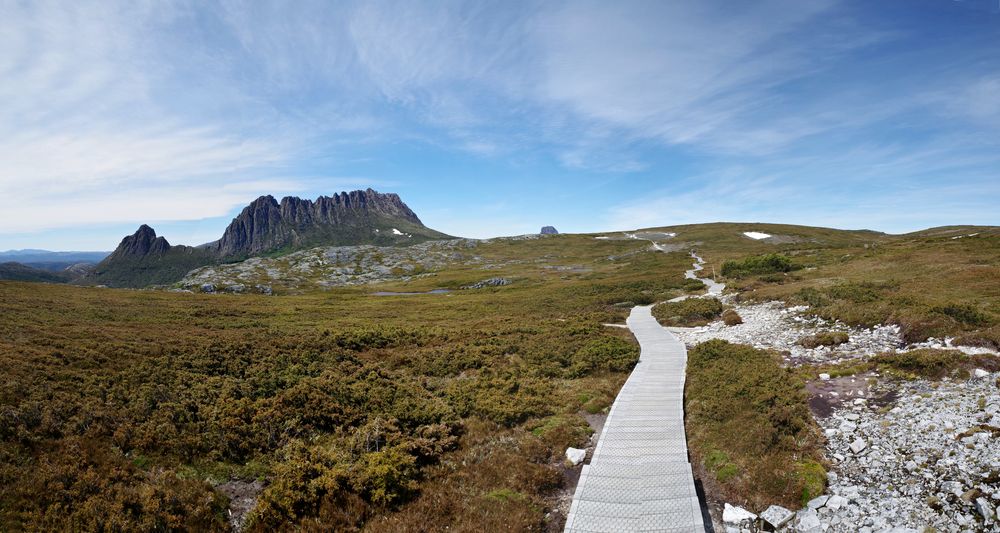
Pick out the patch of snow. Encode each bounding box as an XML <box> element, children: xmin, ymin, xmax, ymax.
<box><xmin>743</xmin><ymin>231</ymin><xmax>772</xmax><ymax>240</ymax></box>
<box><xmin>391</xmin><ymin>228</ymin><xmax>404</xmax><ymax>235</ymax></box>
<box><xmin>951</xmin><ymin>232</ymin><xmax>980</xmax><ymax>240</ymax></box>
<box><xmin>594</xmin><ymin>236</ymin><xmax>610</xmax><ymax>240</ymax></box>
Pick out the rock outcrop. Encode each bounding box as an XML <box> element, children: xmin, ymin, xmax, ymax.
<box><xmin>83</xmin><ymin>225</ymin><xmax>215</xmax><ymax>289</ymax></box>
<box><xmin>540</xmin><ymin>226</ymin><xmax>559</xmax><ymax>235</ymax></box>
<box><xmin>85</xmin><ymin>189</ymin><xmax>450</xmax><ymax>288</ymax></box>
<box><xmin>106</xmin><ymin>224</ymin><xmax>171</xmax><ymax>260</ymax></box>
<box><xmin>211</xmin><ymin>189</ymin><xmax>434</xmax><ymax>258</ymax></box>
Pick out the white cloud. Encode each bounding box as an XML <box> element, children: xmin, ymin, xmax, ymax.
<box><xmin>0</xmin><ymin>0</ymin><xmax>305</xmax><ymax>235</ymax></box>
<box><xmin>530</xmin><ymin>0</ymin><xmax>846</xmax><ymax>155</ymax></box>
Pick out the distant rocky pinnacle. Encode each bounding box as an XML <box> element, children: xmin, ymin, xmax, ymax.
<box><xmin>107</xmin><ymin>224</ymin><xmax>171</xmax><ymax>259</ymax></box>
<box><xmin>540</xmin><ymin>226</ymin><xmax>559</xmax><ymax>235</ymax></box>
<box><xmin>211</xmin><ymin>188</ymin><xmax>425</xmax><ymax>258</ymax></box>
<box><xmin>89</xmin><ymin>188</ymin><xmax>446</xmax><ymax>288</ymax></box>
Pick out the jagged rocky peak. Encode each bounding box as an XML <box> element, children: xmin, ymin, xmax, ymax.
<box><xmin>278</xmin><ymin>189</ymin><xmax>422</xmax><ymax>226</ymax></box>
<box><xmin>212</xmin><ymin>188</ymin><xmax>427</xmax><ymax>258</ymax></box>
<box><xmin>109</xmin><ymin>224</ymin><xmax>171</xmax><ymax>258</ymax></box>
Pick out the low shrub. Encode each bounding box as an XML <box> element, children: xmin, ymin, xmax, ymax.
<box><xmin>721</xmin><ymin>309</ymin><xmax>743</xmax><ymax>326</ymax></box>
<box><xmin>932</xmin><ymin>303</ymin><xmax>993</xmax><ymax>327</ymax></box>
<box><xmin>685</xmin><ymin>340</ymin><xmax>824</xmax><ymax>511</ymax></box>
<box><xmin>795</xmin><ymin>287</ymin><xmax>828</xmax><ymax>308</ymax></box>
<box><xmin>566</xmin><ymin>336</ymin><xmax>639</xmax><ymax>377</ymax></box>
<box><xmin>527</xmin><ymin>415</ymin><xmax>592</xmax><ymax>455</ymax></box>
<box><xmin>720</xmin><ymin>254</ymin><xmax>797</xmax><ymax>279</ymax></box>
<box><xmin>682</xmin><ymin>278</ymin><xmax>706</xmax><ymax>291</ymax></box>
<box><xmin>798</xmin><ymin>332</ymin><xmax>849</xmax><ymax>348</ymax></box>
<box><xmin>955</xmin><ymin>325</ymin><xmax>1000</xmax><ymax>351</ymax></box>
<box><xmin>875</xmin><ymin>349</ymin><xmax>1000</xmax><ymax>380</ymax></box>
<box><xmin>652</xmin><ymin>298</ymin><xmax>724</xmax><ymax>327</ymax></box>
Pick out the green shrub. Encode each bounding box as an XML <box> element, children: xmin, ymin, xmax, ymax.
<box><xmin>798</xmin><ymin>332</ymin><xmax>849</xmax><ymax>348</ymax></box>
<box><xmin>798</xmin><ymin>460</ymin><xmax>827</xmax><ymax>506</ymax></box>
<box><xmin>874</xmin><ymin>349</ymin><xmax>968</xmax><ymax>380</ymax></box>
<box><xmin>652</xmin><ymin>298</ymin><xmax>724</xmax><ymax>327</ymax></box>
<box><xmin>721</xmin><ymin>254</ymin><xmax>796</xmax><ymax>279</ymax></box>
<box><xmin>352</xmin><ymin>446</ymin><xmax>419</xmax><ymax>506</ymax></box>
<box><xmin>827</xmin><ymin>281</ymin><xmax>897</xmax><ymax>303</ymax></box>
<box><xmin>932</xmin><ymin>303</ymin><xmax>992</xmax><ymax>327</ymax></box>
<box><xmin>682</xmin><ymin>278</ymin><xmax>706</xmax><ymax>291</ymax></box>
<box><xmin>527</xmin><ymin>415</ymin><xmax>592</xmax><ymax>453</ymax></box>
<box><xmin>685</xmin><ymin>340</ymin><xmax>824</xmax><ymax>510</ymax></box>
<box><xmin>567</xmin><ymin>337</ymin><xmax>639</xmax><ymax>377</ymax></box>
<box><xmin>795</xmin><ymin>288</ymin><xmax>828</xmax><ymax>308</ymax></box>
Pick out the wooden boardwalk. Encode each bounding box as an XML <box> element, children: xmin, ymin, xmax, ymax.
<box><xmin>564</xmin><ymin>305</ymin><xmax>705</xmax><ymax>532</ymax></box>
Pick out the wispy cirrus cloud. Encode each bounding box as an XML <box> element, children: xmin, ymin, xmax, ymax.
<box><xmin>1</xmin><ymin>0</ymin><xmax>998</xmax><ymax>247</ymax></box>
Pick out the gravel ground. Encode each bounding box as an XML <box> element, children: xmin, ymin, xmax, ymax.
<box><xmin>816</xmin><ymin>372</ymin><xmax>1000</xmax><ymax>532</ymax></box>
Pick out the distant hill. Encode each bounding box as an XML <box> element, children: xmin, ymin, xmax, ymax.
<box><xmin>0</xmin><ymin>262</ymin><xmax>73</xmax><ymax>283</ymax></box>
<box><xmin>80</xmin><ymin>188</ymin><xmax>451</xmax><ymax>288</ymax></box>
<box><xmin>0</xmin><ymin>250</ymin><xmax>109</xmax><ymax>271</ymax></box>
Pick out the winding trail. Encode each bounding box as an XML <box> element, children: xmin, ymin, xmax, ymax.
<box><xmin>565</xmin><ymin>252</ymin><xmax>715</xmax><ymax>532</ymax></box>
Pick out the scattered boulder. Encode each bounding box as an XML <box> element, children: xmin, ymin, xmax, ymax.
<box><xmin>540</xmin><ymin>226</ymin><xmax>559</xmax><ymax>235</ymax></box>
<box><xmin>795</xmin><ymin>508</ymin><xmax>822</xmax><ymax>532</ymax></box>
<box><xmin>200</xmin><ymin>283</ymin><xmax>216</xmax><ymax>293</ymax></box>
<box><xmin>825</xmin><ymin>494</ymin><xmax>848</xmax><ymax>511</ymax></box>
<box><xmin>975</xmin><ymin>497</ymin><xmax>994</xmax><ymax>523</ymax></box>
<box><xmin>565</xmin><ymin>447</ymin><xmax>586</xmax><ymax>466</ymax></box>
<box><xmin>722</xmin><ymin>503</ymin><xmax>756</xmax><ymax>524</ymax></box>
<box><xmin>974</xmin><ymin>368</ymin><xmax>989</xmax><ymax>378</ymax></box>
<box><xmin>849</xmin><ymin>438</ymin><xmax>867</xmax><ymax>454</ymax></box>
<box><xmin>819</xmin><ymin>373</ymin><xmax>831</xmax><ymax>381</ymax></box>
<box><xmin>760</xmin><ymin>505</ymin><xmax>794</xmax><ymax>529</ymax></box>
<box><xmin>255</xmin><ymin>284</ymin><xmax>273</xmax><ymax>295</ymax></box>
<box><xmin>463</xmin><ymin>277</ymin><xmax>511</xmax><ymax>289</ymax></box>
<box><xmin>806</xmin><ymin>495</ymin><xmax>829</xmax><ymax>510</ymax></box>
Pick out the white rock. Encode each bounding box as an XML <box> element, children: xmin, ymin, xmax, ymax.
<box><xmin>565</xmin><ymin>447</ymin><xmax>586</xmax><ymax>466</ymax></box>
<box><xmin>796</xmin><ymin>508</ymin><xmax>822</xmax><ymax>532</ymax></box>
<box><xmin>806</xmin><ymin>495</ymin><xmax>830</xmax><ymax>510</ymax></box>
<box><xmin>819</xmin><ymin>373</ymin><xmax>831</xmax><ymax>380</ymax></box>
<box><xmin>826</xmin><ymin>495</ymin><xmax>848</xmax><ymax>510</ymax></box>
<box><xmin>974</xmin><ymin>368</ymin><xmax>989</xmax><ymax>378</ymax></box>
<box><xmin>849</xmin><ymin>438</ymin><xmax>867</xmax><ymax>454</ymax></box>
<box><xmin>760</xmin><ymin>505</ymin><xmax>794</xmax><ymax>529</ymax></box>
<box><xmin>976</xmin><ymin>497</ymin><xmax>994</xmax><ymax>522</ymax></box>
<box><xmin>722</xmin><ymin>503</ymin><xmax>756</xmax><ymax>524</ymax></box>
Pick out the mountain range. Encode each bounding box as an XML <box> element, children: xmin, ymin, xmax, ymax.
<box><xmin>79</xmin><ymin>188</ymin><xmax>450</xmax><ymax>288</ymax></box>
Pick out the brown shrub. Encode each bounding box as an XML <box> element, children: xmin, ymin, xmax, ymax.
<box><xmin>798</xmin><ymin>331</ymin><xmax>849</xmax><ymax>349</ymax></box>
<box><xmin>722</xmin><ymin>309</ymin><xmax>743</xmax><ymax>326</ymax></box>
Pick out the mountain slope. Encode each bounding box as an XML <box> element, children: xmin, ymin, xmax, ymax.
<box><xmin>0</xmin><ymin>262</ymin><xmax>73</xmax><ymax>283</ymax></box>
<box><xmin>210</xmin><ymin>189</ymin><xmax>448</xmax><ymax>259</ymax></box>
<box><xmin>80</xmin><ymin>189</ymin><xmax>450</xmax><ymax>288</ymax></box>
<box><xmin>81</xmin><ymin>225</ymin><xmax>216</xmax><ymax>288</ymax></box>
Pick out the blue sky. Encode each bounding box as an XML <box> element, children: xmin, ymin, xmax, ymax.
<box><xmin>1</xmin><ymin>0</ymin><xmax>999</xmax><ymax>251</ymax></box>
